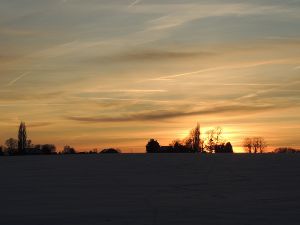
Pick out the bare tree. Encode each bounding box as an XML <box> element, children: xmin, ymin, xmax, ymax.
<box><xmin>257</xmin><ymin>137</ymin><xmax>267</xmax><ymax>153</ymax></box>
<box><xmin>243</xmin><ymin>138</ymin><xmax>253</xmax><ymax>153</ymax></box>
<box><xmin>169</xmin><ymin>124</ymin><xmax>202</xmax><ymax>153</ymax></box>
<box><xmin>205</xmin><ymin>127</ymin><xmax>224</xmax><ymax>153</ymax></box>
<box><xmin>5</xmin><ymin>138</ymin><xmax>18</xmax><ymax>151</ymax></box>
<box><xmin>246</xmin><ymin>137</ymin><xmax>267</xmax><ymax>153</ymax></box>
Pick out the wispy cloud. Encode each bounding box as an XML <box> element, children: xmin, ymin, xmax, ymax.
<box><xmin>27</xmin><ymin>122</ymin><xmax>54</xmax><ymax>128</ymax></box>
<box><xmin>67</xmin><ymin>104</ymin><xmax>275</xmax><ymax>123</ymax></box>
<box><xmin>87</xmin><ymin>50</ymin><xmax>213</xmax><ymax>63</ymax></box>
<box><xmin>133</xmin><ymin>3</ymin><xmax>296</xmax><ymax>33</ymax></box>
<box><xmin>6</xmin><ymin>72</ymin><xmax>30</xmax><ymax>87</ymax></box>
<box><xmin>294</xmin><ymin>65</ymin><xmax>300</xmax><ymax>70</ymax></box>
<box><xmin>83</xmin><ymin>97</ymin><xmax>169</xmax><ymax>104</ymax></box>
<box><xmin>83</xmin><ymin>89</ymin><xmax>167</xmax><ymax>94</ymax></box>
<box><xmin>145</xmin><ymin>59</ymin><xmax>291</xmax><ymax>81</ymax></box>
<box><xmin>128</xmin><ymin>0</ymin><xmax>142</xmax><ymax>8</ymax></box>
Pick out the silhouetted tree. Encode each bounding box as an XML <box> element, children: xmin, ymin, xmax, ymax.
<box><xmin>41</xmin><ymin>144</ymin><xmax>56</xmax><ymax>154</ymax></box>
<box><xmin>253</xmin><ymin>137</ymin><xmax>266</xmax><ymax>153</ymax></box>
<box><xmin>89</xmin><ymin>149</ymin><xmax>98</xmax><ymax>154</ymax></box>
<box><xmin>26</xmin><ymin>139</ymin><xmax>34</xmax><ymax>149</ymax></box>
<box><xmin>243</xmin><ymin>137</ymin><xmax>253</xmax><ymax>153</ymax></box>
<box><xmin>5</xmin><ymin>138</ymin><xmax>18</xmax><ymax>154</ymax></box>
<box><xmin>0</xmin><ymin>146</ymin><xmax>3</xmax><ymax>156</ymax></box>
<box><xmin>100</xmin><ymin>148</ymin><xmax>121</xmax><ymax>154</ymax></box>
<box><xmin>184</xmin><ymin>123</ymin><xmax>201</xmax><ymax>152</ymax></box>
<box><xmin>18</xmin><ymin>122</ymin><xmax>27</xmax><ymax>154</ymax></box>
<box><xmin>193</xmin><ymin>123</ymin><xmax>201</xmax><ymax>152</ymax></box>
<box><xmin>214</xmin><ymin>142</ymin><xmax>233</xmax><ymax>153</ymax></box>
<box><xmin>146</xmin><ymin>139</ymin><xmax>160</xmax><ymax>153</ymax></box>
<box><xmin>205</xmin><ymin>127</ymin><xmax>224</xmax><ymax>153</ymax></box>
<box><xmin>171</xmin><ymin>140</ymin><xmax>191</xmax><ymax>152</ymax></box>
<box><xmin>62</xmin><ymin>145</ymin><xmax>76</xmax><ymax>154</ymax></box>
<box><xmin>224</xmin><ymin>142</ymin><xmax>233</xmax><ymax>153</ymax></box>
<box><xmin>273</xmin><ymin>147</ymin><xmax>300</xmax><ymax>153</ymax></box>
<box><xmin>244</xmin><ymin>137</ymin><xmax>267</xmax><ymax>153</ymax></box>
<box><xmin>183</xmin><ymin>136</ymin><xmax>193</xmax><ymax>150</ymax></box>
<box><xmin>170</xmin><ymin>123</ymin><xmax>202</xmax><ymax>153</ymax></box>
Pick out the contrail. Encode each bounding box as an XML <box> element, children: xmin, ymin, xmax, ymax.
<box><xmin>128</xmin><ymin>0</ymin><xmax>141</xmax><ymax>8</ymax></box>
<box><xmin>6</xmin><ymin>72</ymin><xmax>30</xmax><ymax>87</ymax></box>
<box><xmin>144</xmin><ymin>59</ymin><xmax>289</xmax><ymax>82</ymax></box>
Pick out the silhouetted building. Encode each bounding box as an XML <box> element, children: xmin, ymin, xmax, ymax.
<box><xmin>160</xmin><ymin>146</ymin><xmax>173</xmax><ymax>152</ymax></box>
<box><xmin>100</xmin><ymin>148</ymin><xmax>121</xmax><ymax>154</ymax></box>
<box><xmin>146</xmin><ymin>139</ymin><xmax>195</xmax><ymax>153</ymax></box>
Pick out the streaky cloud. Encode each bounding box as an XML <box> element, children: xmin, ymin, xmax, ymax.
<box><xmin>128</xmin><ymin>0</ymin><xmax>141</xmax><ymax>8</ymax></box>
<box><xmin>27</xmin><ymin>122</ymin><xmax>54</xmax><ymax>128</ymax></box>
<box><xmin>6</xmin><ymin>72</ymin><xmax>30</xmax><ymax>87</ymax></box>
<box><xmin>87</xmin><ymin>50</ymin><xmax>213</xmax><ymax>63</ymax></box>
<box><xmin>67</xmin><ymin>104</ymin><xmax>276</xmax><ymax>123</ymax></box>
<box><xmin>145</xmin><ymin>59</ymin><xmax>292</xmax><ymax>81</ymax></box>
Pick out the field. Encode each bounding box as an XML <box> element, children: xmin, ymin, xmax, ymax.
<box><xmin>0</xmin><ymin>154</ymin><xmax>299</xmax><ymax>225</ymax></box>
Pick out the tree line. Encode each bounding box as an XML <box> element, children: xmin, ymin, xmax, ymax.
<box><xmin>146</xmin><ymin>124</ymin><xmax>233</xmax><ymax>153</ymax></box>
<box><xmin>146</xmin><ymin>124</ymin><xmax>299</xmax><ymax>154</ymax></box>
<box><xmin>0</xmin><ymin>122</ymin><xmax>299</xmax><ymax>156</ymax></box>
<box><xmin>0</xmin><ymin>122</ymin><xmax>121</xmax><ymax>156</ymax></box>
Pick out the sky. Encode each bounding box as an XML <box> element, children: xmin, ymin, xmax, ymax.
<box><xmin>0</xmin><ymin>0</ymin><xmax>300</xmax><ymax>152</ymax></box>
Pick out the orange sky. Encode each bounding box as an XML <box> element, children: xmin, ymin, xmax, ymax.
<box><xmin>0</xmin><ymin>0</ymin><xmax>300</xmax><ymax>153</ymax></box>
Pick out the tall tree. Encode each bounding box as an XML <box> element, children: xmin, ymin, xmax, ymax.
<box><xmin>18</xmin><ymin>122</ymin><xmax>27</xmax><ymax>154</ymax></box>
<box><xmin>192</xmin><ymin>123</ymin><xmax>200</xmax><ymax>152</ymax></box>
<box><xmin>183</xmin><ymin>123</ymin><xmax>201</xmax><ymax>153</ymax></box>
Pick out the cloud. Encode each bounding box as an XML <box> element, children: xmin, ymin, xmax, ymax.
<box><xmin>86</xmin><ymin>50</ymin><xmax>214</xmax><ymax>63</ymax></box>
<box><xmin>0</xmin><ymin>28</ymin><xmax>39</xmax><ymax>37</ymax></box>
<box><xmin>0</xmin><ymin>55</ymin><xmax>20</xmax><ymax>63</ymax></box>
<box><xmin>6</xmin><ymin>72</ymin><xmax>30</xmax><ymax>87</ymax></box>
<box><xmin>27</xmin><ymin>122</ymin><xmax>54</xmax><ymax>128</ymax></box>
<box><xmin>82</xmin><ymin>97</ymin><xmax>169</xmax><ymax>104</ymax></box>
<box><xmin>145</xmin><ymin>59</ymin><xmax>291</xmax><ymax>81</ymax></box>
<box><xmin>294</xmin><ymin>66</ymin><xmax>300</xmax><ymax>70</ymax></box>
<box><xmin>67</xmin><ymin>104</ymin><xmax>275</xmax><ymax>123</ymax></box>
<box><xmin>0</xmin><ymin>91</ymin><xmax>65</xmax><ymax>102</ymax></box>
<box><xmin>130</xmin><ymin>3</ymin><xmax>297</xmax><ymax>32</ymax></box>
<box><xmin>11</xmin><ymin>2</ymin><xmax>297</xmax><ymax>62</ymax></box>
<box><xmin>128</xmin><ymin>0</ymin><xmax>142</xmax><ymax>9</ymax></box>
<box><xmin>82</xmin><ymin>89</ymin><xmax>167</xmax><ymax>94</ymax></box>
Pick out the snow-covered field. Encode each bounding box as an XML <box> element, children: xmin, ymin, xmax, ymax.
<box><xmin>0</xmin><ymin>154</ymin><xmax>299</xmax><ymax>225</ymax></box>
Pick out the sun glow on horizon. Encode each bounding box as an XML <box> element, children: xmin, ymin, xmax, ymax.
<box><xmin>0</xmin><ymin>0</ymin><xmax>299</xmax><ymax>152</ymax></box>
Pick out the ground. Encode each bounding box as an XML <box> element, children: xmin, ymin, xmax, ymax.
<box><xmin>0</xmin><ymin>154</ymin><xmax>299</xmax><ymax>225</ymax></box>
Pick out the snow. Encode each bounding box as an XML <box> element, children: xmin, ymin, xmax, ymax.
<box><xmin>0</xmin><ymin>154</ymin><xmax>299</xmax><ymax>225</ymax></box>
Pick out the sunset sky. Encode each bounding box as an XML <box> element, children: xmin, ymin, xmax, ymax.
<box><xmin>0</xmin><ymin>0</ymin><xmax>299</xmax><ymax>152</ymax></box>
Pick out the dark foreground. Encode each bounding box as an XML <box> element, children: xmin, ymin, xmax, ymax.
<box><xmin>0</xmin><ymin>154</ymin><xmax>299</xmax><ymax>225</ymax></box>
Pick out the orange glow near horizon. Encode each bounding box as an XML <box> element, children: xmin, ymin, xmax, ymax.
<box><xmin>0</xmin><ymin>1</ymin><xmax>299</xmax><ymax>152</ymax></box>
